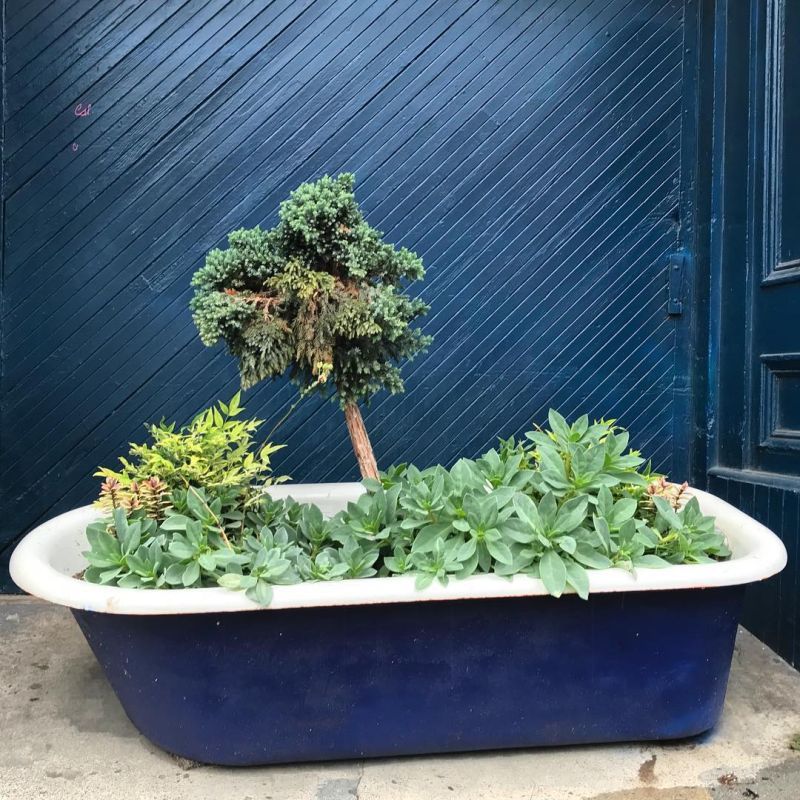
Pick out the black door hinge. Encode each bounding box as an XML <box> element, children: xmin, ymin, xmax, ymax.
<box><xmin>667</xmin><ymin>252</ymin><xmax>687</xmax><ymax>316</ymax></box>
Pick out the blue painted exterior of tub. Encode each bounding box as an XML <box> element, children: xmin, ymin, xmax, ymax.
<box><xmin>73</xmin><ymin>586</ymin><xmax>744</xmax><ymax>765</ymax></box>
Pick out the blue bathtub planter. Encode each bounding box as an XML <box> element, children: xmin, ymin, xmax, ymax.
<box><xmin>10</xmin><ymin>484</ymin><xmax>786</xmax><ymax>766</ymax></box>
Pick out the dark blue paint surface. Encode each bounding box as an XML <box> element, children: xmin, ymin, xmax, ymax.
<box><xmin>73</xmin><ymin>587</ymin><xmax>743</xmax><ymax>765</ymax></box>
<box><xmin>0</xmin><ymin>0</ymin><xmax>693</xmax><ymax>588</ymax></box>
<box><xmin>710</xmin><ymin>471</ymin><xmax>800</xmax><ymax>667</ymax></box>
<box><xmin>699</xmin><ymin>0</ymin><xmax>800</xmax><ymax>667</ymax></box>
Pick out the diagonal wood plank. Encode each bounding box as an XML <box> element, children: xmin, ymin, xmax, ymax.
<box><xmin>0</xmin><ymin>0</ymin><xmax>692</xmax><ymax>589</ymax></box>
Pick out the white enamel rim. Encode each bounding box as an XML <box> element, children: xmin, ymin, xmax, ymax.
<box><xmin>9</xmin><ymin>483</ymin><xmax>787</xmax><ymax>615</ymax></box>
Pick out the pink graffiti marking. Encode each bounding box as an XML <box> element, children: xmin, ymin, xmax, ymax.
<box><xmin>71</xmin><ymin>143</ymin><xmax>79</xmax><ymax>152</ymax></box>
<box><xmin>74</xmin><ymin>103</ymin><xmax>92</xmax><ymax>117</ymax></box>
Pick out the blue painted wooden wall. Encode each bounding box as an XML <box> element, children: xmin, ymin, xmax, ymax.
<box><xmin>0</xmin><ymin>0</ymin><xmax>695</xmax><ymax>588</ymax></box>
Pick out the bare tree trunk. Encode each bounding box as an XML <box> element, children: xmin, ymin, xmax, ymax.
<box><xmin>343</xmin><ymin>402</ymin><xmax>379</xmax><ymax>480</ymax></box>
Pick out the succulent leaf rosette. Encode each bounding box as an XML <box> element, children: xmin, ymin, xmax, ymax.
<box><xmin>85</xmin><ymin>406</ymin><xmax>729</xmax><ymax>605</ymax></box>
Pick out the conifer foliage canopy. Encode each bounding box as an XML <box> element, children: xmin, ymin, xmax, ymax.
<box><xmin>190</xmin><ymin>173</ymin><xmax>432</xmax><ymax>408</ymax></box>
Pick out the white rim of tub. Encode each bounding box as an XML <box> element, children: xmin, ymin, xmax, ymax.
<box><xmin>9</xmin><ymin>483</ymin><xmax>787</xmax><ymax>615</ymax></box>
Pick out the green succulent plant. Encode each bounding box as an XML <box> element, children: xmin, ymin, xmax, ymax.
<box><xmin>84</xmin><ymin>407</ymin><xmax>730</xmax><ymax>606</ymax></box>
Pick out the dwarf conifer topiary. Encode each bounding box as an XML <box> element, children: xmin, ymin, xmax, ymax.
<box><xmin>190</xmin><ymin>173</ymin><xmax>431</xmax><ymax>479</ymax></box>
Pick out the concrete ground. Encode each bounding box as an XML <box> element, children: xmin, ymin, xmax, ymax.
<box><xmin>2</xmin><ymin>598</ymin><xmax>800</xmax><ymax>800</ymax></box>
